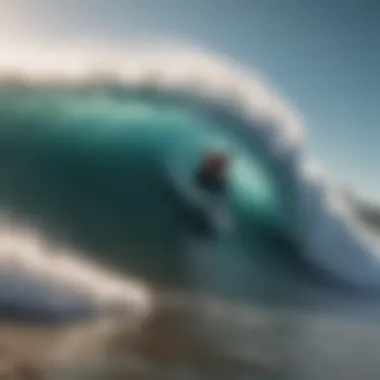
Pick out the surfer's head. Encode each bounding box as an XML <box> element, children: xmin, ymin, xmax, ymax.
<box><xmin>201</xmin><ymin>151</ymin><xmax>228</xmax><ymax>175</ymax></box>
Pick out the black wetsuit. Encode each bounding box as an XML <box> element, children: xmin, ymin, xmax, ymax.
<box><xmin>195</xmin><ymin>167</ymin><xmax>226</xmax><ymax>195</ymax></box>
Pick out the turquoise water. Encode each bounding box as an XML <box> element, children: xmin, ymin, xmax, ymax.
<box><xmin>0</xmin><ymin>84</ymin><xmax>342</xmax><ymax>312</ymax></box>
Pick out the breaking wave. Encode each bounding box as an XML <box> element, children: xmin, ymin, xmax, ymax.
<box><xmin>0</xmin><ymin>43</ymin><xmax>379</xmax><ymax>321</ymax></box>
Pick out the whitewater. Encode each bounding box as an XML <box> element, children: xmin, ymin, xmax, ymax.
<box><xmin>1</xmin><ymin>43</ymin><xmax>380</xmax><ymax>378</ymax></box>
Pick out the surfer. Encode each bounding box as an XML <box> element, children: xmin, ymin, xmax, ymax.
<box><xmin>195</xmin><ymin>151</ymin><xmax>228</xmax><ymax>195</ymax></box>
<box><xmin>192</xmin><ymin>151</ymin><xmax>235</xmax><ymax>233</ymax></box>
<box><xmin>166</xmin><ymin>148</ymin><xmax>233</xmax><ymax>234</ymax></box>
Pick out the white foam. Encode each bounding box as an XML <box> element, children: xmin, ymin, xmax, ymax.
<box><xmin>0</xmin><ymin>216</ymin><xmax>153</xmax><ymax>317</ymax></box>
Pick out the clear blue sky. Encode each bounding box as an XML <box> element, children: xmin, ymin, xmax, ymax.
<box><xmin>2</xmin><ymin>0</ymin><xmax>379</xmax><ymax>202</ymax></box>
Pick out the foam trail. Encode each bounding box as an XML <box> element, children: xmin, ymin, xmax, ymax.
<box><xmin>0</xmin><ymin>43</ymin><xmax>379</xmax><ymax>324</ymax></box>
<box><xmin>0</xmin><ymin>216</ymin><xmax>152</xmax><ymax>322</ymax></box>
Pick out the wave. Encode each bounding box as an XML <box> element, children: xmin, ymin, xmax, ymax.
<box><xmin>0</xmin><ymin>43</ymin><xmax>379</xmax><ymax>321</ymax></box>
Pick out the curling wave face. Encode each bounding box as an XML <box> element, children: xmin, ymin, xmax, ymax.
<box><xmin>0</xmin><ymin>45</ymin><xmax>380</xmax><ymax>321</ymax></box>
